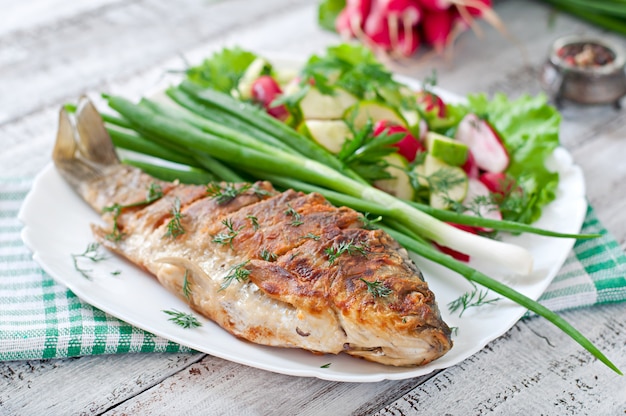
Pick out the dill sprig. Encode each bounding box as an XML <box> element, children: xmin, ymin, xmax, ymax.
<box><xmin>259</xmin><ymin>249</ymin><xmax>277</xmax><ymax>262</ymax></box>
<box><xmin>358</xmin><ymin>212</ymin><xmax>383</xmax><ymax>230</ymax></box>
<box><xmin>360</xmin><ymin>278</ymin><xmax>392</xmax><ymax>298</ymax></box>
<box><xmin>206</xmin><ymin>182</ymin><xmax>272</xmax><ymax>205</ymax></box>
<box><xmin>220</xmin><ymin>261</ymin><xmax>251</xmax><ymax>290</ymax></box>
<box><xmin>284</xmin><ymin>203</ymin><xmax>304</xmax><ymax>226</ymax></box>
<box><xmin>206</xmin><ymin>182</ymin><xmax>250</xmax><ymax>204</ymax></box>
<box><xmin>182</xmin><ymin>269</ymin><xmax>191</xmax><ymax>299</ymax></box>
<box><xmin>246</xmin><ymin>214</ymin><xmax>260</xmax><ymax>230</ymax></box>
<box><xmin>448</xmin><ymin>284</ymin><xmax>502</xmax><ymax>317</ymax></box>
<box><xmin>71</xmin><ymin>242</ymin><xmax>109</xmax><ymax>279</ymax></box>
<box><xmin>164</xmin><ymin>197</ymin><xmax>185</xmax><ymax>239</ymax></box>
<box><xmin>325</xmin><ymin>239</ymin><xmax>368</xmax><ymax>264</ymax></box>
<box><xmin>212</xmin><ymin>218</ymin><xmax>243</xmax><ymax>248</ymax></box>
<box><xmin>162</xmin><ymin>309</ymin><xmax>202</xmax><ymax>328</ymax></box>
<box><xmin>102</xmin><ymin>182</ymin><xmax>163</xmax><ymax>241</ymax></box>
<box><xmin>300</xmin><ymin>233</ymin><xmax>321</xmax><ymax>241</ymax></box>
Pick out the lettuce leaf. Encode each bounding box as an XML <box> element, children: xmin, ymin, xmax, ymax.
<box><xmin>466</xmin><ymin>93</ymin><xmax>561</xmax><ymax>224</ymax></box>
<box><xmin>186</xmin><ymin>47</ymin><xmax>258</xmax><ymax>93</ymax></box>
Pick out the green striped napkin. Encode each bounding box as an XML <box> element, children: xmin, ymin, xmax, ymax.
<box><xmin>1</xmin><ymin>177</ymin><xmax>625</xmax><ymax>361</ymax></box>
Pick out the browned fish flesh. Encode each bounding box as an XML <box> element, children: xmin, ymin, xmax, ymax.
<box><xmin>52</xmin><ymin>98</ymin><xmax>452</xmax><ymax>367</ymax></box>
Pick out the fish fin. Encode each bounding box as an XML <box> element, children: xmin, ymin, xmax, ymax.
<box><xmin>53</xmin><ymin>97</ymin><xmax>119</xmax><ymax>190</ymax></box>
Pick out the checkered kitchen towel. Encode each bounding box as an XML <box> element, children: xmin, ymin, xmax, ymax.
<box><xmin>1</xmin><ymin>177</ymin><xmax>625</xmax><ymax>361</ymax></box>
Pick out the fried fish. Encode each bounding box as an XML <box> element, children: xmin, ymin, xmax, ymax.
<box><xmin>52</xmin><ymin>98</ymin><xmax>452</xmax><ymax>366</ymax></box>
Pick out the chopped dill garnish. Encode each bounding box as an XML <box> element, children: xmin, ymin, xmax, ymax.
<box><xmin>448</xmin><ymin>284</ymin><xmax>501</xmax><ymax>317</ymax></box>
<box><xmin>206</xmin><ymin>182</ymin><xmax>249</xmax><ymax>204</ymax></box>
<box><xmin>300</xmin><ymin>233</ymin><xmax>320</xmax><ymax>241</ymax></box>
<box><xmin>206</xmin><ymin>182</ymin><xmax>272</xmax><ymax>205</ymax></box>
<box><xmin>320</xmin><ymin>363</ymin><xmax>332</xmax><ymax>368</ymax></box>
<box><xmin>102</xmin><ymin>182</ymin><xmax>163</xmax><ymax>241</ymax></box>
<box><xmin>163</xmin><ymin>197</ymin><xmax>185</xmax><ymax>239</ymax></box>
<box><xmin>182</xmin><ymin>269</ymin><xmax>191</xmax><ymax>299</ymax></box>
<box><xmin>71</xmin><ymin>242</ymin><xmax>108</xmax><ymax>279</ymax></box>
<box><xmin>246</xmin><ymin>215</ymin><xmax>260</xmax><ymax>230</ymax></box>
<box><xmin>260</xmin><ymin>249</ymin><xmax>277</xmax><ymax>262</ymax></box>
<box><xmin>220</xmin><ymin>261</ymin><xmax>251</xmax><ymax>291</ymax></box>
<box><xmin>358</xmin><ymin>213</ymin><xmax>383</xmax><ymax>230</ymax></box>
<box><xmin>325</xmin><ymin>239</ymin><xmax>368</xmax><ymax>265</ymax></box>
<box><xmin>111</xmin><ymin>270</ymin><xmax>122</xmax><ymax>276</ymax></box>
<box><xmin>284</xmin><ymin>203</ymin><xmax>303</xmax><ymax>226</ymax></box>
<box><xmin>212</xmin><ymin>218</ymin><xmax>243</xmax><ymax>248</ymax></box>
<box><xmin>360</xmin><ymin>278</ymin><xmax>392</xmax><ymax>298</ymax></box>
<box><xmin>162</xmin><ymin>309</ymin><xmax>202</xmax><ymax>329</ymax></box>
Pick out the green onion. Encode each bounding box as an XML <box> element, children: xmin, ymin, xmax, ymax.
<box><xmin>106</xmin><ymin>94</ymin><xmax>535</xmax><ymax>275</ymax></box>
<box><xmin>383</xmin><ymin>226</ymin><xmax>623</xmax><ymax>376</ymax></box>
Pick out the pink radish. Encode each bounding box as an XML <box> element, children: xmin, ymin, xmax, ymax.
<box><xmin>336</xmin><ymin>0</ymin><xmax>372</xmax><ymax>38</ymax></box>
<box><xmin>415</xmin><ymin>89</ymin><xmax>446</xmax><ymax>117</ymax></box>
<box><xmin>461</xmin><ymin>150</ymin><xmax>479</xmax><ymax>179</ymax></box>
<box><xmin>373</xmin><ymin>120</ymin><xmax>424</xmax><ymax>162</ymax></box>
<box><xmin>364</xmin><ymin>0</ymin><xmax>423</xmax><ymax>55</ymax></box>
<box><xmin>479</xmin><ymin>172</ymin><xmax>517</xmax><ymax>196</ymax></box>
<box><xmin>251</xmin><ymin>76</ymin><xmax>288</xmax><ymax>120</ymax></box>
<box><xmin>463</xmin><ymin>177</ymin><xmax>502</xmax><ymax>231</ymax></box>
<box><xmin>420</xmin><ymin>8</ymin><xmax>454</xmax><ymax>53</ymax></box>
<box><xmin>454</xmin><ymin>113</ymin><xmax>509</xmax><ymax>173</ymax></box>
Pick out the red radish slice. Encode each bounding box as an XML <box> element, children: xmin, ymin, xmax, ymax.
<box><xmin>433</xmin><ymin>222</ymin><xmax>473</xmax><ymax>262</ymax></box>
<box><xmin>373</xmin><ymin>120</ymin><xmax>424</xmax><ymax>162</ymax></box>
<box><xmin>454</xmin><ymin>113</ymin><xmax>509</xmax><ymax>173</ymax></box>
<box><xmin>251</xmin><ymin>76</ymin><xmax>288</xmax><ymax>120</ymax></box>
<box><xmin>462</xmin><ymin>150</ymin><xmax>479</xmax><ymax>179</ymax></box>
<box><xmin>479</xmin><ymin>172</ymin><xmax>517</xmax><ymax>196</ymax></box>
<box><xmin>433</xmin><ymin>241</ymin><xmax>470</xmax><ymax>262</ymax></box>
<box><xmin>415</xmin><ymin>90</ymin><xmax>446</xmax><ymax>117</ymax></box>
<box><xmin>462</xmin><ymin>177</ymin><xmax>502</xmax><ymax>231</ymax></box>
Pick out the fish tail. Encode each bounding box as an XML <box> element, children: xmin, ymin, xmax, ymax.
<box><xmin>52</xmin><ymin>97</ymin><xmax>119</xmax><ymax>190</ymax></box>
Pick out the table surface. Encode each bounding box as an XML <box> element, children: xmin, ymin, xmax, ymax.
<box><xmin>2</xmin><ymin>1</ymin><xmax>626</xmax><ymax>414</ymax></box>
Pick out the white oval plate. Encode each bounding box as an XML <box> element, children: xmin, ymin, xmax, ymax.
<box><xmin>18</xmin><ymin>60</ymin><xmax>586</xmax><ymax>382</ymax></box>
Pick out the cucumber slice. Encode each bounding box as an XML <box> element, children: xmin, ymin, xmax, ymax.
<box><xmin>235</xmin><ymin>57</ymin><xmax>272</xmax><ymax>100</ymax></box>
<box><xmin>374</xmin><ymin>153</ymin><xmax>415</xmax><ymax>201</ymax></box>
<box><xmin>299</xmin><ymin>87</ymin><xmax>358</xmax><ymax>119</ymax></box>
<box><xmin>345</xmin><ymin>101</ymin><xmax>407</xmax><ymax>130</ymax></box>
<box><xmin>424</xmin><ymin>154</ymin><xmax>468</xmax><ymax>209</ymax></box>
<box><xmin>303</xmin><ymin>119</ymin><xmax>352</xmax><ymax>154</ymax></box>
<box><xmin>426</xmin><ymin>132</ymin><xmax>469</xmax><ymax>167</ymax></box>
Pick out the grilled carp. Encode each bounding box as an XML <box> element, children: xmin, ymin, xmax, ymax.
<box><xmin>52</xmin><ymin>98</ymin><xmax>452</xmax><ymax>366</ymax></box>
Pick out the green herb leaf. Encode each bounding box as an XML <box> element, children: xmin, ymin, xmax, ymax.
<box><xmin>186</xmin><ymin>47</ymin><xmax>258</xmax><ymax>93</ymax></box>
<box><xmin>71</xmin><ymin>242</ymin><xmax>108</xmax><ymax>280</ymax></box>
<box><xmin>360</xmin><ymin>278</ymin><xmax>393</xmax><ymax>298</ymax></box>
<box><xmin>325</xmin><ymin>239</ymin><xmax>368</xmax><ymax>264</ymax></box>
<box><xmin>220</xmin><ymin>261</ymin><xmax>251</xmax><ymax>290</ymax></box>
<box><xmin>162</xmin><ymin>309</ymin><xmax>202</xmax><ymax>329</ymax></box>
<box><xmin>164</xmin><ymin>197</ymin><xmax>185</xmax><ymax>239</ymax></box>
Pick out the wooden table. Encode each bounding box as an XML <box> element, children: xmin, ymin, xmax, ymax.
<box><xmin>2</xmin><ymin>1</ymin><xmax>626</xmax><ymax>414</ymax></box>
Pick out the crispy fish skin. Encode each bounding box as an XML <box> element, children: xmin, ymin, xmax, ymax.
<box><xmin>53</xmin><ymin>99</ymin><xmax>452</xmax><ymax>367</ymax></box>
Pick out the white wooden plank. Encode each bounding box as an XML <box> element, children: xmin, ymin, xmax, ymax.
<box><xmin>0</xmin><ymin>353</ymin><xmax>204</xmax><ymax>415</ymax></box>
<box><xmin>0</xmin><ymin>0</ymin><xmax>311</xmax><ymax>124</ymax></box>
<box><xmin>0</xmin><ymin>0</ymin><xmax>124</xmax><ymax>36</ymax></box>
<box><xmin>374</xmin><ymin>304</ymin><xmax>626</xmax><ymax>415</ymax></box>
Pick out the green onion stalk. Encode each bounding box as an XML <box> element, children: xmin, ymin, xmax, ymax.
<box><xmin>90</xmin><ymin>90</ymin><xmax>622</xmax><ymax>374</ymax></box>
